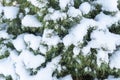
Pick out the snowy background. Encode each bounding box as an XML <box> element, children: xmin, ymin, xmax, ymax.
<box><xmin>0</xmin><ymin>0</ymin><xmax>120</xmax><ymax>80</ymax></box>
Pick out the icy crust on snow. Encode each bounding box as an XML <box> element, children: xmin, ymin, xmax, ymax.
<box><xmin>22</xmin><ymin>15</ymin><xmax>42</xmax><ymax>27</ymax></box>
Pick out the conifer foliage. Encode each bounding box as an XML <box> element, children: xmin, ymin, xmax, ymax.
<box><xmin>0</xmin><ymin>0</ymin><xmax>120</xmax><ymax>80</ymax></box>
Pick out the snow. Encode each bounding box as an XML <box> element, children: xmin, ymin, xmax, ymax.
<box><xmin>22</xmin><ymin>15</ymin><xmax>42</xmax><ymax>27</ymax></box>
<box><xmin>96</xmin><ymin>49</ymin><xmax>109</xmax><ymax>67</ymax></box>
<box><xmin>79</xmin><ymin>2</ymin><xmax>91</xmax><ymax>14</ymax></box>
<box><xmin>19</xmin><ymin>50</ymin><xmax>45</xmax><ymax>68</ymax></box>
<box><xmin>95</xmin><ymin>0</ymin><xmax>118</xmax><ymax>11</ymax></box>
<box><xmin>110</xmin><ymin>49</ymin><xmax>120</xmax><ymax>69</ymax></box>
<box><xmin>24</xmin><ymin>34</ymin><xmax>41</xmax><ymax>50</ymax></box>
<box><xmin>27</xmin><ymin>0</ymin><xmax>48</xmax><ymax>9</ymax></box>
<box><xmin>107</xmin><ymin>75</ymin><xmax>120</xmax><ymax>80</ymax></box>
<box><xmin>34</xmin><ymin>56</ymin><xmax>61</xmax><ymax>80</ymax></box>
<box><xmin>82</xmin><ymin>30</ymin><xmax>120</xmax><ymax>55</ymax></box>
<box><xmin>95</xmin><ymin>12</ymin><xmax>115</xmax><ymax>29</ymax></box>
<box><xmin>3</xmin><ymin>6</ymin><xmax>19</xmax><ymax>20</ymax></box>
<box><xmin>63</xmin><ymin>18</ymin><xmax>97</xmax><ymax>46</ymax></box>
<box><xmin>59</xmin><ymin>75</ymin><xmax>73</xmax><ymax>80</ymax></box>
<box><xmin>73</xmin><ymin>46</ymin><xmax>80</xmax><ymax>57</ymax></box>
<box><xmin>0</xmin><ymin>58</ymin><xmax>17</xmax><ymax>80</ymax></box>
<box><xmin>59</xmin><ymin>0</ymin><xmax>70</xmax><ymax>10</ymax></box>
<box><xmin>67</xmin><ymin>7</ymin><xmax>82</xmax><ymax>17</ymax></box>
<box><xmin>44</xmin><ymin>11</ymin><xmax>67</xmax><ymax>21</ymax></box>
<box><xmin>0</xmin><ymin>30</ymin><xmax>9</xmax><ymax>39</ymax></box>
<box><xmin>1</xmin><ymin>0</ymin><xmax>120</xmax><ymax>79</ymax></box>
<box><xmin>63</xmin><ymin>34</ymin><xmax>73</xmax><ymax>46</ymax></box>
<box><xmin>0</xmin><ymin>4</ymin><xmax>3</xmax><ymax>15</ymax></box>
<box><xmin>39</xmin><ymin>45</ymin><xmax>47</xmax><ymax>55</ymax></box>
<box><xmin>12</xmin><ymin>34</ymin><xmax>26</xmax><ymax>51</ymax></box>
<box><xmin>42</xmin><ymin>29</ymin><xmax>61</xmax><ymax>46</ymax></box>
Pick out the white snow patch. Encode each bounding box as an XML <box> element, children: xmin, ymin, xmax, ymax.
<box><xmin>59</xmin><ymin>0</ymin><xmax>70</xmax><ymax>10</ymax></box>
<box><xmin>79</xmin><ymin>2</ymin><xmax>91</xmax><ymax>14</ymax></box>
<box><xmin>95</xmin><ymin>0</ymin><xmax>118</xmax><ymax>11</ymax></box>
<box><xmin>42</xmin><ymin>29</ymin><xmax>60</xmax><ymax>46</ymax></box>
<box><xmin>0</xmin><ymin>58</ymin><xmax>17</xmax><ymax>79</ymax></box>
<box><xmin>73</xmin><ymin>47</ymin><xmax>80</xmax><ymax>57</ymax></box>
<box><xmin>22</xmin><ymin>15</ymin><xmax>42</xmax><ymax>27</ymax></box>
<box><xmin>19</xmin><ymin>50</ymin><xmax>45</xmax><ymax>68</ymax></box>
<box><xmin>96</xmin><ymin>50</ymin><xmax>109</xmax><ymax>67</ymax></box>
<box><xmin>63</xmin><ymin>34</ymin><xmax>73</xmax><ymax>46</ymax></box>
<box><xmin>67</xmin><ymin>7</ymin><xmax>82</xmax><ymax>17</ymax></box>
<box><xmin>44</xmin><ymin>11</ymin><xmax>67</xmax><ymax>21</ymax></box>
<box><xmin>60</xmin><ymin>75</ymin><xmax>73</xmax><ymax>80</ymax></box>
<box><xmin>12</xmin><ymin>34</ymin><xmax>26</xmax><ymax>51</ymax></box>
<box><xmin>27</xmin><ymin>0</ymin><xmax>48</xmax><ymax>8</ymax></box>
<box><xmin>15</xmin><ymin>60</ymin><xmax>33</xmax><ymax>80</ymax></box>
<box><xmin>3</xmin><ymin>6</ymin><xmax>19</xmax><ymax>20</ymax></box>
<box><xmin>39</xmin><ymin>45</ymin><xmax>47</xmax><ymax>55</ymax></box>
<box><xmin>107</xmin><ymin>75</ymin><xmax>120</xmax><ymax>80</ymax></box>
<box><xmin>110</xmin><ymin>50</ymin><xmax>120</xmax><ymax>69</ymax></box>
<box><xmin>0</xmin><ymin>30</ymin><xmax>9</xmax><ymax>39</ymax></box>
<box><xmin>95</xmin><ymin>12</ymin><xmax>115</xmax><ymax>29</ymax></box>
<box><xmin>82</xmin><ymin>30</ymin><xmax>120</xmax><ymax>55</ymax></box>
<box><xmin>33</xmin><ymin>56</ymin><xmax>61</xmax><ymax>80</ymax></box>
<box><xmin>0</xmin><ymin>4</ymin><xmax>3</xmax><ymax>15</ymax></box>
<box><xmin>24</xmin><ymin>34</ymin><xmax>41</xmax><ymax>50</ymax></box>
<box><xmin>63</xmin><ymin>18</ymin><xmax>97</xmax><ymax>46</ymax></box>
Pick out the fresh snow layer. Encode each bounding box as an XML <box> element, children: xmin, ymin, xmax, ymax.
<box><xmin>95</xmin><ymin>0</ymin><xmax>118</xmax><ymax>11</ymax></box>
<box><xmin>67</xmin><ymin>7</ymin><xmax>82</xmax><ymax>17</ymax></box>
<box><xmin>24</xmin><ymin>34</ymin><xmax>41</xmax><ymax>50</ymax></box>
<box><xmin>3</xmin><ymin>6</ymin><xmax>19</xmax><ymax>20</ymax></box>
<box><xmin>42</xmin><ymin>29</ymin><xmax>61</xmax><ymax>46</ymax></box>
<box><xmin>82</xmin><ymin>30</ymin><xmax>120</xmax><ymax>55</ymax></box>
<box><xmin>12</xmin><ymin>34</ymin><xmax>26</xmax><ymax>51</ymax></box>
<box><xmin>0</xmin><ymin>30</ymin><xmax>9</xmax><ymax>39</ymax></box>
<box><xmin>0</xmin><ymin>58</ymin><xmax>18</xmax><ymax>80</ymax></box>
<box><xmin>59</xmin><ymin>75</ymin><xmax>73</xmax><ymax>80</ymax></box>
<box><xmin>22</xmin><ymin>15</ymin><xmax>42</xmax><ymax>27</ymax></box>
<box><xmin>73</xmin><ymin>46</ymin><xmax>80</xmax><ymax>57</ymax></box>
<box><xmin>1</xmin><ymin>0</ymin><xmax>120</xmax><ymax>80</ymax></box>
<box><xmin>0</xmin><ymin>4</ymin><xmax>3</xmax><ymax>15</ymax></box>
<box><xmin>19</xmin><ymin>50</ymin><xmax>45</xmax><ymax>68</ymax></box>
<box><xmin>63</xmin><ymin>18</ymin><xmax>97</xmax><ymax>46</ymax></box>
<box><xmin>110</xmin><ymin>49</ymin><xmax>120</xmax><ymax>69</ymax></box>
<box><xmin>44</xmin><ymin>11</ymin><xmax>67</xmax><ymax>21</ymax></box>
<box><xmin>15</xmin><ymin>56</ymin><xmax>61</xmax><ymax>80</ymax></box>
<box><xmin>96</xmin><ymin>50</ymin><xmax>109</xmax><ymax>67</ymax></box>
<box><xmin>79</xmin><ymin>2</ymin><xmax>91</xmax><ymax>14</ymax></box>
<box><xmin>27</xmin><ymin>0</ymin><xmax>48</xmax><ymax>9</ymax></box>
<box><xmin>59</xmin><ymin>0</ymin><xmax>70</xmax><ymax>10</ymax></box>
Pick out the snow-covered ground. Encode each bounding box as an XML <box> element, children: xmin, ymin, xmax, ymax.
<box><xmin>0</xmin><ymin>0</ymin><xmax>120</xmax><ymax>80</ymax></box>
